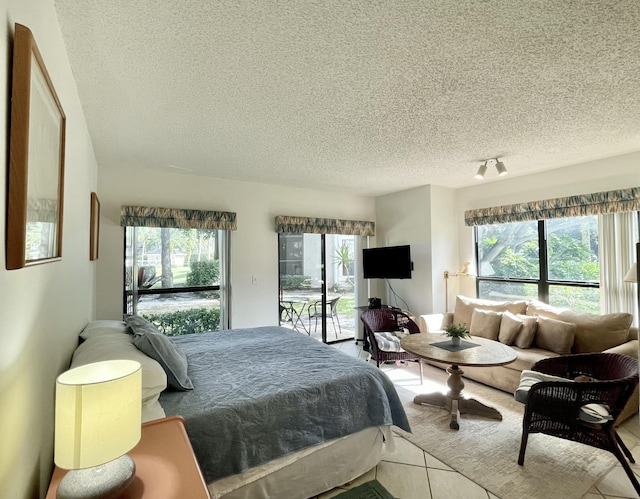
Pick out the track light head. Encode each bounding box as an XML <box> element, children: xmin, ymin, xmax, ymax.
<box><xmin>495</xmin><ymin>158</ymin><xmax>507</xmax><ymax>176</ymax></box>
<box><xmin>475</xmin><ymin>162</ymin><xmax>487</xmax><ymax>180</ymax></box>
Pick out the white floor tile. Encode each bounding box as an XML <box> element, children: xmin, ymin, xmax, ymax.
<box><xmin>318</xmin><ymin>340</ymin><xmax>640</xmax><ymax>499</ymax></box>
<box><xmin>424</xmin><ymin>453</ymin><xmax>453</xmax><ymax>471</ymax></box>
<box><xmin>376</xmin><ymin>461</ymin><xmax>431</xmax><ymax>499</ymax></box>
<box><xmin>427</xmin><ymin>468</ymin><xmax>489</xmax><ymax>499</ymax></box>
<box><xmin>596</xmin><ymin>466</ymin><xmax>640</xmax><ymax>498</ymax></box>
<box><xmin>382</xmin><ymin>434</ymin><xmax>426</xmax><ymax>466</ymax></box>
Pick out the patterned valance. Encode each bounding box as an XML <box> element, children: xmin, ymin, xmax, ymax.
<box><xmin>121</xmin><ymin>205</ymin><xmax>237</xmax><ymax>230</ymax></box>
<box><xmin>465</xmin><ymin>186</ymin><xmax>640</xmax><ymax>226</ymax></box>
<box><xmin>275</xmin><ymin>215</ymin><xmax>375</xmax><ymax>236</ymax></box>
<box><xmin>27</xmin><ymin>198</ymin><xmax>58</xmax><ymax>223</ymax></box>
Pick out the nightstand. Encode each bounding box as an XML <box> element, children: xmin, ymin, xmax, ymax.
<box><xmin>46</xmin><ymin>416</ymin><xmax>210</xmax><ymax>499</ymax></box>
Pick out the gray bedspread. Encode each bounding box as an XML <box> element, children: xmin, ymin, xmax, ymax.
<box><xmin>159</xmin><ymin>326</ymin><xmax>410</xmax><ymax>483</ymax></box>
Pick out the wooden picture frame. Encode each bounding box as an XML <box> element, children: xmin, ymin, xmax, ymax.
<box><xmin>6</xmin><ymin>23</ymin><xmax>66</xmax><ymax>270</ymax></box>
<box><xmin>90</xmin><ymin>192</ymin><xmax>100</xmax><ymax>260</ymax></box>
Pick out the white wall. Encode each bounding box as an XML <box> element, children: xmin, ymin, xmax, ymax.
<box><xmin>456</xmin><ymin>152</ymin><xmax>640</xmax><ymax>266</ymax></box>
<box><xmin>375</xmin><ymin>185</ymin><xmax>461</xmax><ymax>316</ymax></box>
<box><xmin>375</xmin><ymin>153</ymin><xmax>640</xmax><ymax>318</ymax></box>
<box><xmin>0</xmin><ymin>1</ymin><xmax>99</xmax><ymax>498</ymax></box>
<box><xmin>376</xmin><ymin>153</ymin><xmax>640</xmax><ymax>314</ymax></box>
<box><xmin>97</xmin><ymin>169</ymin><xmax>376</xmax><ymax>328</ymax></box>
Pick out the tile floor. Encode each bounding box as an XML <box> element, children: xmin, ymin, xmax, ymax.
<box><xmin>313</xmin><ymin>339</ymin><xmax>640</xmax><ymax>499</ymax></box>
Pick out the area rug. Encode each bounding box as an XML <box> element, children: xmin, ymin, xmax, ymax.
<box><xmin>333</xmin><ymin>480</ymin><xmax>395</xmax><ymax>499</ymax></box>
<box><xmin>392</xmin><ymin>365</ymin><xmax>630</xmax><ymax>499</ymax></box>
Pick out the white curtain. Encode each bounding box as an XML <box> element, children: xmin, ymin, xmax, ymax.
<box><xmin>600</xmin><ymin>212</ymin><xmax>639</xmax><ymax>326</ymax></box>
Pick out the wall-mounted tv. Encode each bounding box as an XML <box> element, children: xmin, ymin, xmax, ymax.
<box><xmin>362</xmin><ymin>245</ymin><xmax>412</xmax><ymax>279</ymax></box>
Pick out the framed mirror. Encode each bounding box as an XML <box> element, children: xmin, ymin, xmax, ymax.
<box><xmin>6</xmin><ymin>23</ymin><xmax>66</xmax><ymax>270</ymax></box>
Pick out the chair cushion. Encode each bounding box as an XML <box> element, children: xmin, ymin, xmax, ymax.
<box><xmin>373</xmin><ymin>332</ymin><xmax>405</xmax><ymax>352</ymax></box>
<box><xmin>514</xmin><ymin>369</ymin><xmax>573</xmax><ymax>403</ymax></box>
<box><xmin>515</xmin><ymin>371</ymin><xmax>613</xmax><ymax>424</ymax></box>
<box><xmin>579</xmin><ymin>403</ymin><xmax>613</xmax><ymax>423</ymax></box>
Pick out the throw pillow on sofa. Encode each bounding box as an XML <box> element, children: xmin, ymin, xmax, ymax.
<box><xmin>533</xmin><ymin>316</ymin><xmax>577</xmax><ymax>354</ymax></box>
<box><xmin>527</xmin><ymin>301</ymin><xmax>632</xmax><ymax>353</ymax></box>
<box><xmin>469</xmin><ymin>309</ymin><xmax>503</xmax><ymax>340</ymax></box>
<box><xmin>513</xmin><ymin>315</ymin><xmax>538</xmax><ymax>349</ymax></box>
<box><xmin>453</xmin><ymin>295</ymin><xmax>527</xmax><ymax>328</ymax></box>
<box><xmin>498</xmin><ymin>311</ymin><xmax>523</xmax><ymax>345</ymax></box>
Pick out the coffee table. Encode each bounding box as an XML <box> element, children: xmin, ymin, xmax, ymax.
<box><xmin>400</xmin><ymin>333</ymin><xmax>517</xmax><ymax>430</ymax></box>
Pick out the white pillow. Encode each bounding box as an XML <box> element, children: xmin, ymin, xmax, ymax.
<box><xmin>80</xmin><ymin>320</ymin><xmax>128</xmax><ymax>340</ymax></box>
<box><xmin>71</xmin><ymin>333</ymin><xmax>167</xmax><ymax>404</ymax></box>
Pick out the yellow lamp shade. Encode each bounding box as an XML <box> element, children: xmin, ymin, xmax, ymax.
<box><xmin>54</xmin><ymin>360</ymin><xmax>142</xmax><ymax>470</ymax></box>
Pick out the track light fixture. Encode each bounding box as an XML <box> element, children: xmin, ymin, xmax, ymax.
<box><xmin>475</xmin><ymin>162</ymin><xmax>488</xmax><ymax>179</ymax></box>
<box><xmin>474</xmin><ymin>158</ymin><xmax>507</xmax><ymax>180</ymax></box>
<box><xmin>495</xmin><ymin>158</ymin><xmax>507</xmax><ymax>176</ymax></box>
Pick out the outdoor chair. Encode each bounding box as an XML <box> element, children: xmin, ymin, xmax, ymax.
<box><xmin>516</xmin><ymin>352</ymin><xmax>640</xmax><ymax>495</ymax></box>
<box><xmin>308</xmin><ymin>297</ymin><xmax>342</xmax><ymax>338</ymax></box>
<box><xmin>360</xmin><ymin>308</ymin><xmax>423</xmax><ymax>383</ymax></box>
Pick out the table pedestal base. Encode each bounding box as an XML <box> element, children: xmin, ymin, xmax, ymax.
<box><xmin>413</xmin><ymin>365</ymin><xmax>502</xmax><ymax>430</ymax></box>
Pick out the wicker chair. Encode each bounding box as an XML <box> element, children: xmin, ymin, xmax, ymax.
<box><xmin>518</xmin><ymin>353</ymin><xmax>639</xmax><ymax>495</ymax></box>
<box><xmin>360</xmin><ymin>308</ymin><xmax>423</xmax><ymax>383</ymax></box>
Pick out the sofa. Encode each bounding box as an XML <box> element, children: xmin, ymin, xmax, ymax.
<box><xmin>418</xmin><ymin>295</ymin><xmax>639</xmax><ymax>423</ymax></box>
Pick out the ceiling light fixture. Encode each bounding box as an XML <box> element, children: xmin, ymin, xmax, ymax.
<box><xmin>475</xmin><ymin>162</ymin><xmax>488</xmax><ymax>180</ymax></box>
<box><xmin>495</xmin><ymin>158</ymin><xmax>508</xmax><ymax>176</ymax></box>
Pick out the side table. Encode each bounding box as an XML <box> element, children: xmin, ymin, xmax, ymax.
<box><xmin>46</xmin><ymin>416</ymin><xmax>210</xmax><ymax>499</ymax></box>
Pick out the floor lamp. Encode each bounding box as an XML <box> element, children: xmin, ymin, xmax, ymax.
<box><xmin>444</xmin><ymin>262</ymin><xmax>473</xmax><ymax>312</ymax></box>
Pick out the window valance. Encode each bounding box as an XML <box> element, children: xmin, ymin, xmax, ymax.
<box><xmin>275</xmin><ymin>215</ymin><xmax>375</xmax><ymax>236</ymax></box>
<box><xmin>121</xmin><ymin>205</ymin><xmax>237</xmax><ymax>230</ymax></box>
<box><xmin>464</xmin><ymin>186</ymin><xmax>640</xmax><ymax>226</ymax></box>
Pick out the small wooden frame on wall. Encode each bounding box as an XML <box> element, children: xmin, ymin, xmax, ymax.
<box><xmin>6</xmin><ymin>23</ymin><xmax>66</xmax><ymax>270</ymax></box>
<box><xmin>90</xmin><ymin>192</ymin><xmax>100</xmax><ymax>260</ymax></box>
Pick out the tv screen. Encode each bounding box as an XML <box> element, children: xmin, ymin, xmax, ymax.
<box><xmin>362</xmin><ymin>245</ymin><xmax>412</xmax><ymax>279</ymax></box>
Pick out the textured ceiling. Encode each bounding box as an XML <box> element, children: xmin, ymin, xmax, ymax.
<box><xmin>53</xmin><ymin>0</ymin><xmax>640</xmax><ymax>196</ymax></box>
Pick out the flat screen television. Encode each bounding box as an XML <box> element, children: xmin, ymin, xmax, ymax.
<box><xmin>362</xmin><ymin>245</ymin><xmax>412</xmax><ymax>279</ymax></box>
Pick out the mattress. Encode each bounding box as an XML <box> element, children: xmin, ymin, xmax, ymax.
<box><xmin>159</xmin><ymin>326</ymin><xmax>410</xmax><ymax>487</ymax></box>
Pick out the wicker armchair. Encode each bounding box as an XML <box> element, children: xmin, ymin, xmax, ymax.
<box><xmin>360</xmin><ymin>308</ymin><xmax>423</xmax><ymax>383</ymax></box>
<box><xmin>518</xmin><ymin>353</ymin><xmax>639</xmax><ymax>495</ymax></box>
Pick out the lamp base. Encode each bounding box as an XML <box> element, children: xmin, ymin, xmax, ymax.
<box><xmin>57</xmin><ymin>454</ymin><xmax>136</xmax><ymax>499</ymax></box>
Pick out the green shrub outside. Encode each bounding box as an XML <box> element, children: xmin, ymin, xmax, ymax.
<box><xmin>142</xmin><ymin>308</ymin><xmax>220</xmax><ymax>336</ymax></box>
<box><xmin>186</xmin><ymin>260</ymin><xmax>220</xmax><ymax>286</ymax></box>
<box><xmin>280</xmin><ymin>274</ymin><xmax>311</xmax><ymax>290</ymax></box>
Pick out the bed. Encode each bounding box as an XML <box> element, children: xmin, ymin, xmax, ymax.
<box><xmin>70</xmin><ymin>321</ymin><xmax>411</xmax><ymax>499</ymax></box>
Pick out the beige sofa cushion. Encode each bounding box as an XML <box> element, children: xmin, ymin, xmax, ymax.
<box><xmin>453</xmin><ymin>295</ymin><xmax>528</xmax><ymax>327</ymax></box>
<box><xmin>469</xmin><ymin>309</ymin><xmax>503</xmax><ymax>340</ymax></box>
<box><xmin>498</xmin><ymin>311</ymin><xmax>523</xmax><ymax>345</ymax></box>
<box><xmin>513</xmin><ymin>315</ymin><xmax>538</xmax><ymax>349</ymax></box>
<box><xmin>533</xmin><ymin>316</ymin><xmax>576</xmax><ymax>354</ymax></box>
<box><xmin>506</xmin><ymin>346</ymin><xmax>559</xmax><ymax>372</ymax></box>
<box><xmin>527</xmin><ymin>301</ymin><xmax>632</xmax><ymax>353</ymax></box>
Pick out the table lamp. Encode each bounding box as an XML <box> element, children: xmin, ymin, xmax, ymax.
<box><xmin>54</xmin><ymin>360</ymin><xmax>142</xmax><ymax>499</ymax></box>
<box><xmin>624</xmin><ymin>263</ymin><xmax>637</xmax><ymax>283</ymax></box>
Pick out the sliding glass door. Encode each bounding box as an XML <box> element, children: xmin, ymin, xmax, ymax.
<box><xmin>278</xmin><ymin>233</ymin><xmax>357</xmax><ymax>343</ymax></box>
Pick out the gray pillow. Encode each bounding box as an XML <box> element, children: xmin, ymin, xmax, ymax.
<box><xmin>127</xmin><ymin>316</ymin><xmax>193</xmax><ymax>391</ymax></box>
<box><xmin>126</xmin><ymin>315</ymin><xmax>161</xmax><ymax>336</ymax></box>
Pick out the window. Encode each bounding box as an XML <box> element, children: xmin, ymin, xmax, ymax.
<box><xmin>121</xmin><ymin>205</ymin><xmax>235</xmax><ymax>334</ymax></box>
<box><xmin>476</xmin><ymin>216</ymin><xmax>600</xmax><ymax>313</ymax></box>
<box><xmin>124</xmin><ymin>226</ymin><xmax>230</xmax><ymax>335</ymax></box>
